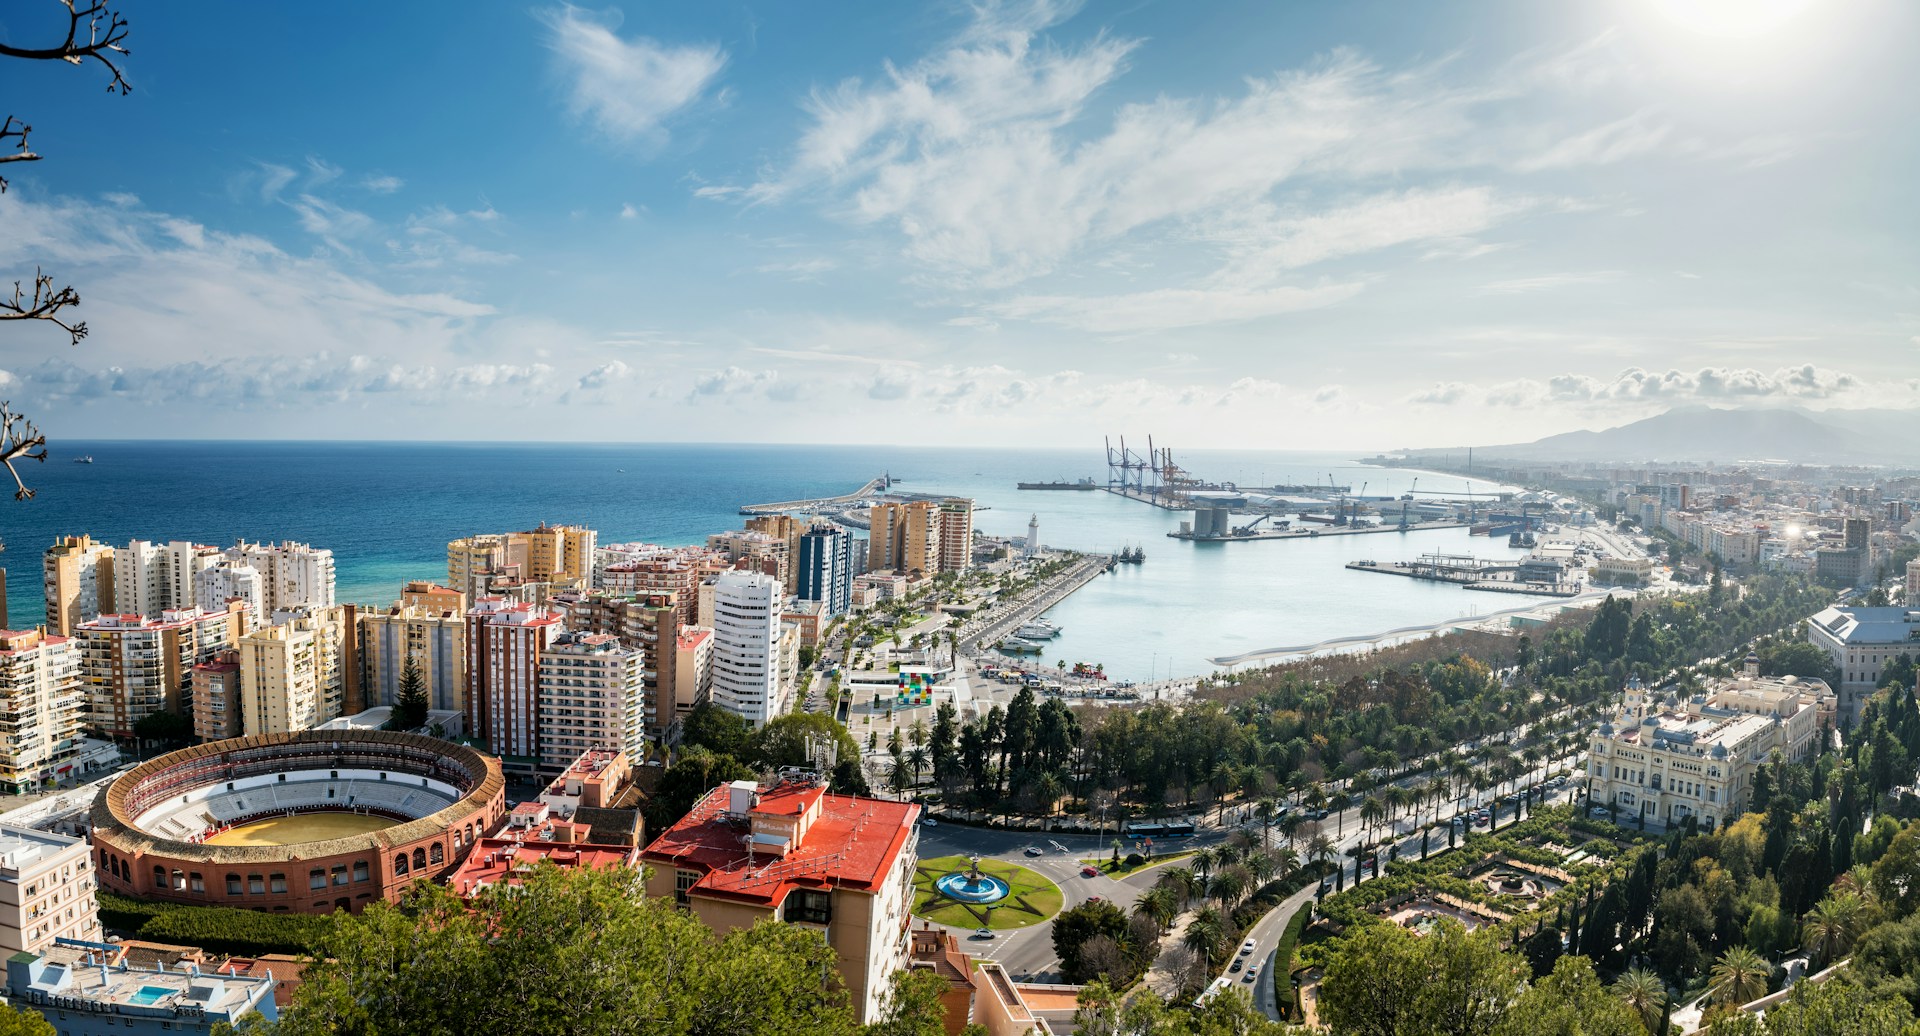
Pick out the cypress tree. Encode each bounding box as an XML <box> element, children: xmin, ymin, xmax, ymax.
<box><xmin>391</xmin><ymin>654</ymin><xmax>431</xmax><ymax>731</ymax></box>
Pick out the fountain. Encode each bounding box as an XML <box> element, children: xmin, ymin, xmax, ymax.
<box><xmin>934</xmin><ymin>855</ymin><xmax>1011</xmax><ymax>905</ymax></box>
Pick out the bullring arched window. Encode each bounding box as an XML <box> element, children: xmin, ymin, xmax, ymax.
<box><xmin>151</xmin><ymin>866</ymin><xmax>165</xmax><ymax>889</ymax></box>
<box><xmin>394</xmin><ymin>854</ymin><xmax>409</xmax><ymax>876</ymax></box>
<box><xmin>226</xmin><ymin>874</ymin><xmax>242</xmax><ymax>895</ymax></box>
<box><xmin>429</xmin><ymin>843</ymin><xmax>444</xmax><ymax>865</ymax></box>
<box><xmin>412</xmin><ymin>848</ymin><xmax>427</xmax><ymax>870</ymax></box>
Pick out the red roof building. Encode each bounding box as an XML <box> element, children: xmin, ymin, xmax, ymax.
<box><xmin>640</xmin><ymin>776</ymin><xmax>920</xmax><ymax>1025</ymax></box>
<box><xmin>447</xmin><ymin>836</ymin><xmax>640</xmax><ymax>898</ymax></box>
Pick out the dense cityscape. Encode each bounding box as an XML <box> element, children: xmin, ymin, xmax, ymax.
<box><xmin>6</xmin><ymin>0</ymin><xmax>1920</xmax><ymax>1033</ymax></box>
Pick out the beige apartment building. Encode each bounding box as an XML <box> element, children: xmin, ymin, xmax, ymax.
<box><xmin>192</xmin><ymin>650</ymin><xmax>243</xmax><ymax>742</ymax></box>
<box><xmin>448</xmin><ymin>524</ymin><xmax>598</xmax><ymax>601</ymax></box>
<box><xmin>42</xmin><ymin>534</ymin><xmax>115</xmax><ymax>637</ymax></box>
<box><xmin>535</xmin><ymin>632</ymin><xmax>644</xmax><ymax>775</ymax></box>
<box><xmin>464</xmin><ymin>598</ymin><xmax>565</xmax><ymax>777</ymax></box>
<box><xmin>0</xmin><ymin>825</ymin><xmax>101</xmax><ymax>957</ymax></box>
<box><xmin>641</xmin><ymin>777</ymin><xmax>919</xmax><ymax>1025</ymax></box>
<box><xmin>0</xmin><ymin>629</ymin><xmax>85</xmax><ymax>794</ymax></box>
<box><xmin>869</xmin><ymin>499</ymin><xmax>974</xmax><ymax>577</ymax></box>
<box><xmin>361</xmin><ymin>604</ymin><xmax>467</xmax><ymax>713</ymax></box>
<box><xmin>238</xmin><ymin>606</ymin><xmax>351</xmax><ymax>735</ymax></box>
<box><xmin>744</xmin><ymin>514</ymin><xmax>804</xmax><ymax>592</ymax></box>
<box><xmin>936</xmin><ymin>498</ymin><xmax>974</xmax><ymax>574</ymax></box>
<box><xmin>77</xmin><ymin>606</ymin><xmax>243</xmax><ymax>740</ymax></box>
<box><xmin>674</xmin><ymin>626</ymin><xmax>713</xmax><ymax>723</ymax></box>
<box><xmin>553</xmin><ymin>591</ymin><xmax>682</xmax><ymax>741</ymax></box>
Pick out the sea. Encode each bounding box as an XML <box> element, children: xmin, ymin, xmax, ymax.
<box><xmin>0</xmin><ymin>441</ymin><xmax>1537</xmax><ymax>682</ymax></box>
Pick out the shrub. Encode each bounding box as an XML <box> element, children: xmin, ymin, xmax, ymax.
<box><xmin>98</xmin><ymin>891</ymin><xmax>336</xmax><ymax>957</ymax></box>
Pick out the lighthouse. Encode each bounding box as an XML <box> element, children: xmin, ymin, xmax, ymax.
<box><xmin>1025</xmin><ymin>513</ymin><xmax>1041</xmax><ymax>558</ymax></box>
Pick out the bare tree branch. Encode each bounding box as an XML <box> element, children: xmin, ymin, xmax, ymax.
<box><xmin>0</xmin><ymin>269</ymin><xmax>85</xmax><ymax>345</ymax></box>
<box><xmin>0</xmin><ymin>403</ymin><xmax>49</xmax><ymax>501</ymax></box>
<box><xmin>0</xmin><ymin>0</ymin><xmax>134</xmax><ymax>94</ymax></box>
<box><xmin>0</xmin><ymin>116</ymin><xmax>42</xmax><ymax>193</ymax></box>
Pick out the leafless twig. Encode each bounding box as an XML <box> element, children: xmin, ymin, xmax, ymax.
<box><xmin>0</xmin><ymin>403</ymin><xmax>49</xmax><ymax>501</ymax></box>
<box><xmin>0</xmin><ymin>116</ymin><xmax>41</xmax><ymax>193</ymax></box>
<box><xmin>0</xmin><ymin>270</ymin><xmax>85</xmax><ymax>345</ymax></box>
<box><xmin>0</xmin><ymin>1</ymin><xmax>134</xmax><ymax>94</ymax></box>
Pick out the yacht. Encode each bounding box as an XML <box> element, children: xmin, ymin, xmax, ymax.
<box><xmin>1016</xmin><ymin>623</ymin><xmax>1060</xmax><ymax>639</ymax></box>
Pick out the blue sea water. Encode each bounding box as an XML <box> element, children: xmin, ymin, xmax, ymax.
<box><xmin>0</xmin><ymin>440</ymin><xmax>1529</xmax><ymax>680</ymax></box>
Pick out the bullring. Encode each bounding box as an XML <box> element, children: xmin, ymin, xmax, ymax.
<box><xmin>89</xmin><ymin>730</ymin><xmax>505</xmax><ymax>914</ymax></box>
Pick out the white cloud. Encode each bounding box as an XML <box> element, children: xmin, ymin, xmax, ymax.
<box><xmin>619</xmin><ymin>203</ymin><xmax>641</xmax><ymax>219</ymax></box>
<box><xmin>1410</xmin><ymin>364</ymin><xmax>1867</xmax><ymax>409</ymax></box>
<box><xmin>1478</xmin><ymin>270</ymin><xmax>1623</xmax><ymax>295</ymax></box>
<box><xmin>1514</xmin><ymin>109</ymin><xmax>1669</xmax><ymax>172</ymax></box>
<box><xmin>753</xmin><ymin>257</ymin><xmax>836</xmax><ymax>281</ymax></box>
<box><xmin>690</xmin><ymin>366</ymin><xmax>778</xmax><ymax>397</ymax></box>
<box><xmin>991</xmin><ymin>281</ymin><xmax>1362</xmax><ymax>333</ymax></box>
<box><xmin>538</xmin><ymin>5</ymin><xmax>727</xmax><ymax>147</ymax></box>
<box><xmin>359</xmin><ymin>174</ymin><xmax>405</xmax><ymax>194</ymax></box>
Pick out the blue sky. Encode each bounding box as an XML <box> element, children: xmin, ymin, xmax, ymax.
<box><xmin>1</xmin><ymin>0</ymin><xmax>1915</xmax><ymax>448</ymax></box>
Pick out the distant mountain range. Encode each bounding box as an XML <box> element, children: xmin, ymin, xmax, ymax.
<box><xmin>1399</xmin><ymin>406</ymin><xmax>1920</xmax><ymax>466</ymax></box>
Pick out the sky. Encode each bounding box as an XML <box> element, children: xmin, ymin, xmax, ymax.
<box><xmin>1</xmin><ymin>0</ymin><xmax>1917</xmax><ymax>449</ymax></box>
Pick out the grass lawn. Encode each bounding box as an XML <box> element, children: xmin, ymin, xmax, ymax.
<box><xmin>912</xmin><ymin>855</ymin><xmax>1063</xmax><ymax>930</ymax></box>
<box><xmin>1075</xmin><ymin>849</ymin><xmax>1198</xmax><ymax>878</ymax></box>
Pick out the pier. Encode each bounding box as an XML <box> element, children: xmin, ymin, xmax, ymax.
<box><xmin>961</xmin><ymin>553</ymin><xmax>1113</xmax><ymax>650</ymax></box>
<box><xmin>739</xmin><ymin>475</ymin><xmax>891</xmax><ymax>516</ymax></box>
<box><xmin>1345</xmin><ymin>556</ymin><xmax>1583</xmax><ymax>598</ymax></box>
<box><xmin>1167</xmin><ymin>520</ymin><xmax>1469</xmax><ymax>542</ymax></box>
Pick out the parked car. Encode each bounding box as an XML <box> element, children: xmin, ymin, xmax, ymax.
<box><xmin>1589</xmin><ymin>806</ymin><xmax>1612</xmax><ymax>818</ymax></box>
<box><xmin>922</xmin><ymin>817</ymin><xmax>938</xmax><ymax>827</ymax></box>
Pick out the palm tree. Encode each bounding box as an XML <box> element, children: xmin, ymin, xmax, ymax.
<box><xmin>1271</xmin><ymin>846</ymin><xmax>1299</xmax><ymax>883</ymax></box>
<box><xmin>1451</xmin><ymin>760</ymin><xmax>1476</xmax><ymax>817</ymax></box>
<box><xmin>1612</xmin><ymin>968</ymin><xmax>1666</xmax><ymax>1033</ymax></box>
<box><xmin>1036</xmin><ymin>770</ymin><xmax>1066</xmax><ymax>817</ymax></box>
<box><xmin>904</xmin><ymin>746</ymin><xmax>929</xmax><ymax>788</ymax></box>
<box><xmin>1385</xmin><ymin>785</ymin><xmax>1413</xmax><ymax>838</ymax></box>
<box><xmin>1183</xmin><ymin>907</ymin><xmax>1226</xmax><ymax>963</ymax></box>
<box><xmin>1709</xmin><ymin>947</ymin><xmax>1770</xmax><ymax>1006</ymax></box>
<box><xmin>1157</xmin><ymin>866</ymin><xmax>1203</xmax><ymax>909</ymax></box>
<box><xmin>1191</xmin><ymin>846</ymin><xmax>1217</xmax><ymax>882</ymax></box>
<box><xmin>1307</xmin><ymin>835</ymin><xmax>1335</xmax><ymax>873</ymax></box>
<box><xmin>1208</xmin><ymin>869</ymin><xmax>1245</xmax><ymax>910</ymax></box>
<box><xmin>1804</xmin><ymin>894</ymin><xmax>1865</xmax><ymax>965</ymax></box>
<box><xmin>1360</xmin><ymin>796</ymin><xmax>1385</xmax><ymax>847</ymax></box>
<box><xmin>1136</xmin><ymin>885</ymin><xmax>1180</xmax><ymax>931</ymax></box>
<box><xmin>1247</xmin><ymin>850</ymin><xmax>1277</xmax><ymax>888</ymax></box>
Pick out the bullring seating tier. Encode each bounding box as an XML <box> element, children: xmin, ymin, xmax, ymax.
<box><xmin>132</xmin><ymin>769</ymin><xmax>461</xmax><ymax>838</ymax></box>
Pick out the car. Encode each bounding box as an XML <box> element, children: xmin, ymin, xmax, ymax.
<box><xmin>1088</xmin><ymin>896</ymin><xmax>1104</xmax><ymax>904</ymax></box>
<box><xmin>1229</xmin><ymin>959</ymin><xmax>1243</xmax><ymax>973</ymax></box>
<box><xmin>1588</xmin><ymin>806</ymin><xmax>1612</xmax><ymax>818</ymax></box>
<box><xmin>1242</xmin><ymin>966</ymin><xmax>1259</xmax><ymax>984</ymax></box>
<box><xmin>1239</xmin><ymin>938</ymin><xmax>1257</xmax><ymax>956</ymax></box>
<box><xmin>1361</xmin><ymin>858</ymin><xmax>1376</xmax><ymax>872</ymax></box>
<box><xmin>1319</xmin><ymin>879</ymin><xmax>1335</xmax><ymax>895</ymax></box>
<box><xmin>1024</xmin><ymin>847</ymin><xmax>1043</xmax><ymax>857</ymax></box>
<box><xmin>922</xmin><ymin>817</ymin><xmax>938</xmax><ymax>827</ymax></box>
<box><xmin>1081</xmin><ymin>866</ymin><xmax>1099</xmax><ymax>878</ymax></box>
<box><xmin>974</xmin><ymin>927</ymin><xmax>995</xmax><ymax>940</ymax></box>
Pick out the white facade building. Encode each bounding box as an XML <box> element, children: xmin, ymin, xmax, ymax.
<box><xmin>113</xmin><ymin>540</ymin><xmax>220</xmax><ymax>618</ymax></box>
<box><xmin>1806</xmin><ymin>606</ymin><xmax>1920</xmax><ymax>721</ymax></box>
<box><xmin>225</xmin><ymin>540</ymin><xmax>337</xmax><ymax>613</ymax></box>
<box><xmin>195</xmin><ymin>562</ymin><xmax>266</xmax><ymax>627</ymax></box>
<box><xmin>0</xmin><ymin>630</ymin><xmax>84</xmax><ymax>794</ymax></box>
<box><xmin>709</xmin><ymin>571</ymin><xmax>783</xmax><ymax>728</ymax></box>
<box><xmin>0</xmin><ymin>825</ymin><xmax>101</xmax><ymax>957</ymax></box>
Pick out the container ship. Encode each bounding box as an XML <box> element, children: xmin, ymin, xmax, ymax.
<box><xmin>1018</xmin><ymin>477</ymin><xmax>1098</xmax><ymax>490</ymax></box>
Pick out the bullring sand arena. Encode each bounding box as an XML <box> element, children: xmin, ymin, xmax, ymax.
<box><xmin>202</xmin><ymin>811</ymin><xmax>398</xmax><ymax>847</ymax></box>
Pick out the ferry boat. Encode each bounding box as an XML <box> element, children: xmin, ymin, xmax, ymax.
<box><xmin>72</xmin><ymin>456</ymin><xmax>94</xmax><ymax>464</ymax></box>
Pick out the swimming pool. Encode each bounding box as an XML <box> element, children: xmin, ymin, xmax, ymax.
<box><xmin>127</xmin><ymin>986</ymin><xmax>172</xmax><ymax>1006</ymax></box>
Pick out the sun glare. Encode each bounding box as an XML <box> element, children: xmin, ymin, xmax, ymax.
<box><xmin>1645</xmin><ymin>0</ymin><xmax>1819</xmax><ymax>40</ymax></box>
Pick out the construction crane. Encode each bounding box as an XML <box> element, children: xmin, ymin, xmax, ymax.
<box><xmin>1398</xmin><ymin>477</ymin><xmax>1418</xmax><ymax>531</ymax></box>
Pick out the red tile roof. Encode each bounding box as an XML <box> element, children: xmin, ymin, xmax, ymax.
<box><xmin>448</xmin><ymin>837</ymin><xmax>640</xmax><ymax>897</ymax></box>
<box><xmin>641</xmin><ymin>782</ymin><xmax>919</xmax><ymax>906</ymax></box>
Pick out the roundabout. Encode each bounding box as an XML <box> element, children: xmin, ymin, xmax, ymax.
<box><xmin>912</xmin><ymin>854</ymin><xmax>1062</xmax><ymax>930</ymax></box>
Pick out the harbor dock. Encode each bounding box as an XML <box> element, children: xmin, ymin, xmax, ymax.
<box><xmin>1345</xmin><ymin>557</ymin><xmax>1583</xmax><ymax>598</ymax></box>
<box><xmin>1167</xmin><ymin>520</ymin><xmax>1469</xmax><ymax>542</ymax></box>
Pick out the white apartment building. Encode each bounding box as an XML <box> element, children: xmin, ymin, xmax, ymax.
<box><xmin>0</xmin><ymin>826</ymin><xmax>100</xmax><ymax>957</ymax></box>
<box><xmin>1587</xmin><ymin>665</ymin><xmax>1835</xmax><ymax>831</ymax></box>
<box><xmin>1805</xmin><ymin>605</ymin><xmax>1920</xmax><ymax>721</ymax></box>
<box><xmin>224</xmin><ymin>540</ymin><xmax>337</xmax><ymax>613</ymax></box>
<box><xmin>0</xmin><ymin>630</ymin><xmax>84</xmax><ymax>794</ymax></box>
<box><xmin>709</xmin><ymin>571</ymin><xmax>783</xmax><ymax>728</ymax></box>
<box><xmin>535</xmin><ymin>632</ymin><xmax>643</xmax><ymax>774</ymax></box>
<box><xmin>237</xmin><ymin>607</ymin><xmax>350</xmax><ymax>735</ymax></box>
<box><xmin>1590</xmin><ymin>556</ymin><xmax>1656</xmax><ymax>586</ymax></box>
<box><xmin>113</xmin><ymin>540</ymin><xmax>221</xmax><ymax>618</ymax></box>
<box><xmin>1907</xmin><ymin>558</ymin><xmax>1920</xmax><ymax>602</ymax></box>
<box><xmin>42</xmin><ymin>535</ymin><xmax>115</xmax><ymax>637</ymax></box>
<box><xmin>362</xmin><ymin>606</ymin><xmax>466</xmax><ymax>712</ymax></box>
<box><xmin>195</xmin><ymin>562</ymin><xmax>266</xmax><ymax>627</ymax></box>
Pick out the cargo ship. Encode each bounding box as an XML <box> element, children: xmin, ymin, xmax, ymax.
<box><xmin>1018</xmin><ymin>477</ymin><xmax>1098</xmax><ymax>490</ymax></box>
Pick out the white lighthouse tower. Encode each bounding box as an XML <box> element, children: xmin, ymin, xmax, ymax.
<box><xmin>1025</xmin><ymin>514</ymin><xmax>1041</xmax><ymax>558</ymax></box>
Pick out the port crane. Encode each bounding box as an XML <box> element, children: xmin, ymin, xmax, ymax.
<box><xmin>1398</xmin><ymin>477</ymin><xmax>1418</xmax><ymax>531</ymax></box>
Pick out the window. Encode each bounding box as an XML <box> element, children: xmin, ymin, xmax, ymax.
<box><xmin>353</xmin><ymin>861</ymin><xmax>370</xmax><ymax>882</ymax></box>
<box><xmin>430</xmin><ymin>843</ymin><xmax>444</xmax><ymax>865</ymax></box>
<box><xmin>171</xmin><ymin>869</ymin><xmax>185</xmax><ymax>891</ymax></box>
<box><xmin>152</xmin><ymin>865</ymin><xmax>166</xmax><ymax>888</ymax></box>
<box><xmin>394</xmin><ymin>854</ymin><xmax>409</xmax><ymax>876</ymax></box>
<box><xmin>783</xmin><ymin>889</ymin><xmax>833</xmax><ymax>925</ymax></box>
<box><xmin>190</xmin><ymin>873</ymin><xmax>204</xmax><ymax>893</ymax></box>
<box><xmin>413</xmin><ymin>848</ymin><xmax>427</xmax><ymax>870</ymax></box>
<box><xmin>332</xmin><ymin>865</ymin><xmax>349</xmax><ymax>886</ymax></box>
<box><xmin>270</xmin><ymin>873</ymin><xmax>287</xmax><ymax>894</ymax></box>
<box><xmin>227</xmin><ymin>874</ymin><xmax>243</xmax><ymax>896</ymax></box>
<box><xmin>248</xmin><ymin>874</ymin><xmax>265</xmax><ymax>895</ymax></box>
<box><xmin>675</xmin><ymin>869</ymin><xmax>698</xmax><ymax>905</ymax></box>
<box><xmin>310</xmin><ymin>870</ymin><xmax>326</xmax><ymax>891</ymax></box>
